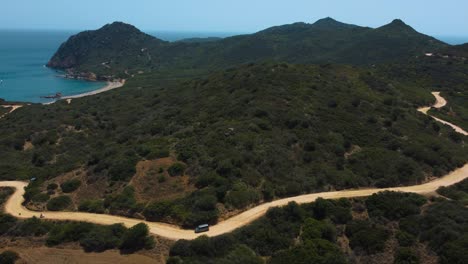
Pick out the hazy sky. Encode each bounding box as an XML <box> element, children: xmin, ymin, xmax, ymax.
<box><xmin>2</xmin><ymin>0</ymin><xmax>467</xmax><ymax>36</ymax></box>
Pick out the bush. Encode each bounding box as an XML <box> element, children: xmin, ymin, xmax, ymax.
<box><xmin>0</xmin><ymin>250</ymin><xmax>19</xmax><ymax>264</ymax></box>
<box><xmin>46</xmin><ymin>222</ymin><xmax>94</xmax><ymax>246</ymax></box>
<box><xmin>32</xmin><ymin>193</ymin><xmax>50</xmax><ymax>203</ymax></box>
<box><xmin>47</xmin><ymin>183</ymin><xmax>58</xmax><ymax>190</ymax></box>
<box><xmin>12</xmin><ymin>216</ymin><xmax>51</xmax><ymax>236</ymax></box>
<box><xmin>60</xmin><ymin>179</ymin><xmax>81</xmax><ymax>193</ymax></box>
<box><xmin>80</xmin><ymin>224</ymin><xmax>125</xmax><ymax>252</ymax></box>
<box><xmin>346</xmin><ymin>220</ymin><xmax>390</xmax><ymax>254</ymax></box>
<box><xmin>78</xmin><ymin>199</ymin><xmax>105</xmax><ymax>213</ymax></box>
<box><xmin>105</xmin><ymin>186</ymin><xmax>136</xmax><ymax>213</ymax></box>
<box><xmin>0</xmin><ymin>214</ymin><xmax>17</xmax><ymax>235</ymax></box>
<box><xmin>47</xmin><ymin>196</ymin><xmax>72</xmax><ymax>211</ymax></box>
<box><xmin>394</xmin><ymin>247</ymin><xmax>419</xmax><ymax>264</ymax></box>
<box><xmin>225</xmin><ymin>182</ymin><xmax>260</xmax><ymax>209</ymax></box>
<box><xmin>365</xmin><ymin>191</ymin><xmax>426</xmax><ymax>220</ymax></box>
<box><xmin>119</xmin><ymin>223</ymin><xmax>154</xmax><ymax>252</ymax></box>
<box><xmin>143</xmin><ymin>201</ymin><xmax>172</xmax><ymax>221</ymax></box>
<box><xmin>396</xmin><ymin>231</ymin><xmax>416</xmax><ymax>247</ymax></box>
<box><xmin>301</xmin><ymin>218</ymin><xmax>337</xmax><ymax>242</ymax></box>
<box><xmin>168</xmin><ymin>163</ymin><xmax>186</xmax><ymax>176</ymax></box>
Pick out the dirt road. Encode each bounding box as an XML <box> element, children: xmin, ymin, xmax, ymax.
<box><xmin>0</xmin><ymin>92</ymin><xmax>466</xmax><ymax>240</ymax></box>
<box><xmin>417</xmin><ymin>92</ymin><xmax>468</xmax><ymax>135</ymax></box>
<box><xmin>0</xmin><ymin>105</ymin><xmax>23</xmax><ymax>119</ymax></box>
<box><xmin>1</xmin><ymin>164</ymin><xmax>467</xmax><ymax>240</ymax></box>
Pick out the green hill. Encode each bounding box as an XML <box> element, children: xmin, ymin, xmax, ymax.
<box><xmin>47</xmin><ymin>18</ymin><xmax>448</xmax><ymax>79</ymax></box>
<box><xmin>47</xmin><ymin>22</ymin><xmax>167</xmax><ymax>79</ymax></box>
<box><xmin>1</xmin><ymin>62</ymin><xmax>466</xmax><ymax>227</ymax></box>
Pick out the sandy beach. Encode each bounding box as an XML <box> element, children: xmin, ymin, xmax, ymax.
<box><xmin>62</xmin><ymin>80</ymin><xmax>125</xmax><ymax>99</ymax></box>
<box><xmin>43</xmin><ymin>80</ymin><xmax>125</xmax><ymax>105</ymax></box>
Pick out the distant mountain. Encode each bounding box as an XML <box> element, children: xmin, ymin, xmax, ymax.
<box><xmin>47</xmin><ymin>22</ymin><xmax>166</xmax><ymax>78</ymax></box>
<box><xmin>47</xmin><ymin>18</ymin><xmax>448</xmax><ymax>79</ymax></box>
<box><xmin>177</xmin><ymin>37</ymin><xmax>223</xmax><ymax>43</ymax></box>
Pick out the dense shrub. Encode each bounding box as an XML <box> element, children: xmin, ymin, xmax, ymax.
<box><xmin>0</xmin><ymin>251</ymin><xmax>19</xmax><ymax>264</ymax></box>
<box><xmin>60</xmin><ymin>179</ymin><xmax>81</xmax><ymax>193</ymax></box>
<box><xmin>78</xmin><ymin>199</ymin><xmax>105</xmax><ymax>213</ymax></box>
<box><xmin>46</xmin><ymin>222</ymin><xmax>94</xmax><ymax>246</ymax></box>
<box><xmin>0</xmin><ymin>214</ymin><xmax>17</xmax><ymax>235</ymax></box>
<box><xmin>119</xmin><ymin>223</ymin><xmax>155</xmax><ymax>252</ymax></box>
<box><xmin>168</xmin><ymin>163</ymin><xmax>186</xmax><ymax>177</ymax></box>
<box><xmin>346</xmin><ymin>220</ymin><xmax>390</xmax><ymax>254</ymax></box>
<box><xmin>80</xmin><ymin>224</ymin><xmax>126</xmax><ymax>252</ymax></box>
<box><xmin>12</xmin><ymin>217</ymin><xmax>51</xmax><ymax>236</ymax></box>
<box><xmin>365</xmin><ymin>191</ymin><xmax>426</xmax><ymax>220</ymax></box>
<box><xmin>394</xmin><ymin>247</ymin><xmax>419</xmax><ymax>264</ymax></box>
<box><xmin>225</xmin><ymin>182</ymin><xmax>260</xmax><ymax>209</ymax></box>
<box><xmin>46</xmin><ymin>195</ymin><xmax>72</xmax><ymax>211</ymax></box>
<box><xmin>143</xmin><ymin>201</ymin><xmax>173</xmax><ymax>221</ymax></box>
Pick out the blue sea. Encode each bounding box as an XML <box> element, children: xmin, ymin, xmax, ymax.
<box><xmin>0</xmin><ymin>30</ymin><xmax>107</xmax><ymax>103</ymax></box>
<box><xmin>0</xmin><ymin>30</ymin><xmax>239</xmax><ymax>103</ymax></box>
<box><xmin>0</xmin><ymin>30</ymin><xmax>465</xmax><ymax>103</ymax></box>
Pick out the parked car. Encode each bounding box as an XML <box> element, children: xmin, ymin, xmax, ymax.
<box><xmin>194</xmin><ymin>224</ymin><xmax>209</xmax><ymax>233</ymax></box>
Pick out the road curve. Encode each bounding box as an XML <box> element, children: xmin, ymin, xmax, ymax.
<box><xmin>0</xmin><ymin>92</ymin><xmax>467</xmax><ymax>240</ymax></box>
<box><xmin>0</xmin><ymin>105</ymin><xmax>23</xmax><ymax>119</ymax></box>
<box><xmin>417</xmin><ymin>92</ymin><xmax>468</xmax><ymax>136</ymax></box>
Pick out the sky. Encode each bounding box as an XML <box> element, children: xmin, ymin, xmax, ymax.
<box><xmin>1</xmin><ymin>0</ymin><xmax>467</xmax><ymax>36</ymax></box>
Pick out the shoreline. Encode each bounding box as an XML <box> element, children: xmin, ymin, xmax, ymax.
<box><xmin>43</xmin><ymin>80</ymin><xmax>125</xmax><ymax>105</ymax></box>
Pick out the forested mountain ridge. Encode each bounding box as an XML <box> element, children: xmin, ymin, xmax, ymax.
<box><xmin>47</xmin><ymin>18</ymin><xmax>448</xmax><ymax>79</ymax></box>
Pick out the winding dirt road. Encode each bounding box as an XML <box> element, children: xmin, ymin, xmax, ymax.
<box><xmin>418</xmin><ymin>92</ymin><xmax>468</xmax><ymax>136</ymax></box>
<box><xmin>0</xmin><ymin>92</ymin><xmax>467</xmax><ymax>240</ymax></box>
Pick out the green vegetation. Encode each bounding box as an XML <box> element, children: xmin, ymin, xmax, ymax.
<box><xmin>78</xmin><ymin>199</ymin><xmax>105</xmax><ymax>213</ymax></box>
<box><xmin>394</xmin><ymin>247</ymin><xmax>419</xmax><ymax>264</ymax></box>
<box><xmin>0</xmin><ymin>20</ymin><xmax>467</xmax><ymax>259</ymax></box>
<box><xmin>60</xmin><ymin>179</ymin><xmax>81</xmax><ymax>193</ymax></box>
<box><xmin>0</xmin><ymin>60</ymin><xmax>468</xmax><ymax>227</ymax></box>
<box><xmin>1</xmin><ymin>62</ymin><xmax>466</xmax><ymax>227</ymax></box>
<box><xmin>0</xmin><ymin>201</ymin><xmax>153</xmax><ymax>254</ymax></box>
<box><xmin>0</xmin><ymin>251</ymin><xmax>19</xmax><ymax>264</ymax></box>
<box><xmin>167</xmin><ymin>163</ymin><xmax>186</xmax><ymax>176</ymax></box>
<box><xmin>168</xmin><ymin>191</ymin><xmax>468</xmax><ymax>263</ymax></box>
<box><xmin>438</xmin><ymin>179</ymin><xmax>468</xmax><ymax>205</ymax></box>
<box><xmin>119</xmin><ymin>223</ymin><xmax>155</xmax><ymax>253</ymax></box>
<box><xmin>47</xmin><ymin>195</ymin><xmax>72</xmax><ymax>211</ymax></box>
<box><xmin>47</xmin><ymin>19</ymin><xmax>446</xmax><ymax>79</ymax></box>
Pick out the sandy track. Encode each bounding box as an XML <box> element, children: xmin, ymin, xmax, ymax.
<box><xmin>417</xmin><ymin>92</ymin><xmax>468</xmax><ymax>135</ymax></box>
<box><xmin>0</xmin><ymin>92</ymin><xmax>467</xmax><ymax>240</ymax></box>
<box><xmin>1</xmin><ymin>165</ymin><xmax>467</xmax><ymax>240</ymax></box>
<box><xmin>0</xmin><ymin>105</ymin><xmax>23</xmax><ymax>119</ymax></box>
